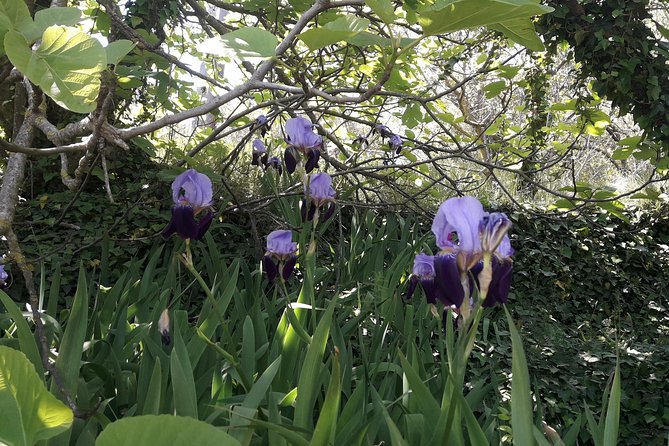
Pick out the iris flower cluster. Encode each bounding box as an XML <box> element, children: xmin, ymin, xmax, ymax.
<box><xmin>406</xmin><ymin>196</ymin><xmax>513</xmax><ymax>314</ymax></box>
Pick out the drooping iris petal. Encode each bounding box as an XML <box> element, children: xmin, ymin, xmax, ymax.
<box><xmin>252</xmin><ymin>139</ymin><xmax>268</xmax><ymax>166</ymax></box>
<box><xmin>482</xmin><ymin>259</ymin><xmax>513</xmax><ymax>307</ymax></box>
<box><xmin>263</xmin><ymin>254</ymin><xmax>278</xmax><ymax>282</ymax></box>
<box><xmin>195</xmin><ymin>210</ymin><xmax>214</xmax><ymax>240</ymax></box>
<box><xmin>320</xmin><ymin>202</ymin><xmax>336</xmax><ymax>222</ymax></box>
<box><xmin>282</xmin><ymin>254</ymin><xmax>297</xmax><ymax>281</ymax></box>
<box><xmin>0</xmin><ymin>265</ymin><xmax>7</xmax><ymax>282</ymax></box>
<box><xmin>353</xmin><ymin>135</ymin><xmax>368</xmax><ymax>146</ymax></box>
<box><xmin>305</xmin><ymin>148</ymin><xmax>320</xmax><ymax>173</ymax></box>
<box><xmin>171</xmin><ymin>169</ymin><xmax>213</xmax><ymax>208</ymax></box>
<box><xmin>171</xmin><ymin>205</ymin><xmax>200</xmax><ymax>240</ymax></box>
<box><xmin>266</xmin><ymin>230</ymin><xmax>297</xmax><ymax>257</ymax></box>
<box><xmin>285</xmin><ymin>117</ymin><xmax>322</xmax><ymax>150</ymax></box>
<box><xmin>432</xmin><ymin>196</ymin><xmax>485</xmax><ymax>253</ymax></box>
<box><xmin>284</xmin><ymin>147</ymin><xmax>298</xmax><ymax>174</ymax></box>
<box><xmin>433</xmin><ymin>254</ymin><xmax>465</xmax><ymax>307</ymax></box>
<box><xmin>404</xmin><ymin>275</ymin><xmax>419</xmax><ymax>300</ymax></box>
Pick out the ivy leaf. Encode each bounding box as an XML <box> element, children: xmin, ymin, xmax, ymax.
<box><xmin>0</xmin><ymin>0</ymin><xmax>32</xmax><ymax>57</ymax></box>
<box><xmin>0</xmin><ymin>346</ymin><xmax>73</xmax><ymax>446</ymax></box>
<box><xmin>299</xmin><ymin>16</ymin><xmax>370</xmax><ymax>50</ymax></box>
<box><xmin>5</xmin><ymin>26</ymin><xmax>107</xmax><ymax>114</ymax></box>
<box><xmin>418</xmin><ymin>0</ymin><xmax>553</xmax><ymax>36</ymax></box>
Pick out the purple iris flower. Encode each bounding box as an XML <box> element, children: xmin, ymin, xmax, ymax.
<box><xmin>266</xmin><ymin>156</ymin><xmax>283</xmax><ymax>175</ymax></box>
<box><xmin>416</xmin><ymin>196</ymin><xmax>514</xmax><ymax>310</ymax></box>
<box><xmin>302</xmin><ymin>172</ymin><xmax>336</xmax><ymax>221</ymax></box>
<box><xmin>373</xmin><ymin>124</ymin><xmax>392</xmax><ymax>139</ymax></box>
<box><xmin>284</xmin><ymin>117</ymin><xmax>323</xmax><ymax>174</ymax></box>
<box><xmin>162</xmin><ymin>169</ymin><xmax>214</xmax><ymax>241</ymax></box>
<box><xmin>0</xmin><ymin>264</ymin><xmax>7</xmax><ymax>289</ymax></box>
<box><xmin>252</xmin><ymin>139</ymin><xmax>268</xmax><ymax>167</ymax></box>
<box><xmin>252</xmin><ymin>115</ymin><xmax>269</xmax><ymax>137</ymax></box>
<box><xmin>263</xmin><ymin>230</ymin><xmax>298</xmax><ymax>282</ymax></box>
<box><xmin>389</xmin><ymin>135</ymin><xmax>402</xmax><ymax>154</ymax></box>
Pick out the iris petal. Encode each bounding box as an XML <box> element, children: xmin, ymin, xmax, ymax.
<box><xmin>433</xmin><ymin>254</ymin><xmax>465</xmax><ymax>307</ymax></box>
<box><xmin>263</xmin><ymin>255</ymin><xmax>278</xmax><ymax>282</ymax></box>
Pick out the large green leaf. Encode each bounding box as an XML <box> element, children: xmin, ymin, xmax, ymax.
<box><xmin>490</xmin><ymin>17</ymin><xmax>545</xmax><ymax>51</ymax></box>
<box><xmin>365</xmin><ymin>0</ymin><xmax>397</xmax><ymax>25</ymax></box>
<box><xmin>21</xmin><ymin>7</ymin><xmax>82</xmax><ymax>43</ymax></box>
<box><xmin>418</xmin><ymin>0</ymin><xmax>553</xmax><ymax>36</ymax></box>
<box><xmin>0</xmin><ymin>0</ymin><xmax>32</xmax><ymax>57</ymax></box>
<box><xmin>0</xmin><ymin>346</ymin><xmax>73</xmax><ymax>446</ymax></box>
<box><xmin>299</xmin><ymin>16</ymin><xmax>371</xmax><ymax>50</ymax></box>
<box><xmin>5</xmin><ymin>26</ymin><xmax>107</xmax><ymax>113</ymax></box>
<box><xmin>217</xmin><ymin>27</ymin><xmax>278</xmax><ymax>58</ymax></box>
<box><xmin>96</xmin><ymin>415</ymin><xmax>241</xmax><ymax>446</ymax></box>
<box><xmin>505</xmin><ymin>307</ymin><xmax>534</xmax><ymax>446</ymax></box>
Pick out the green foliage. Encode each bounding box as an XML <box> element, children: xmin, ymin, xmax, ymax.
<box><xmin>0</xmin><ymin>345</ymin><xmax>73</xmax><ymax>446</ymax></box>
<box><xmin>299</xmin><ymin>16</ymin><xmax>371</xmax><ymax>50</ymax></box>
<box><xmin>218</xmin><ymin>27</ymin><xmax>278</xmax><ymax>58</ymax></box>
<box><xmin>5</xmin><ymin>26</ymin><xmax>107</xmax><ymax>113</ymax></box>
<box><xmin>96</xmin><ymin>415</ymin><xmax>241</xmax><ymax>446</ymax></box>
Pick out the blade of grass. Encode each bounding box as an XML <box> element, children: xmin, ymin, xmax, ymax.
<box><xmin>504</xmin><ymin>306</ymin><xmax>534</xmax><ymax>446</ymax></box>
<box><xmin>310</xmin><ymin>351</ymin><xmax>341</xmax><ymax>446</ymax></box>
<box><xmin>602</xmin><ymin>362</ymin><xmax>621</xmax><ymax>445</ymax></box>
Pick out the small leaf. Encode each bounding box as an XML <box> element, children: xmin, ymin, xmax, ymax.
<box><xmin>96</xmin><ymin>415</ymin><xmax>241</xmax><ymax>446</ymax></box>
<box><xmin>0</xmin><ymin>346</ymin><xmax>73</xmax><ymax>446</ymax></box>
<box><xmin>483</xmin><ymin>80</ymin><xmax>507</xmax><ymax>99</ymax></box>
<box><xmin>106</xmin><ymin>40</ymin><xmax>135</xmax><ymax>66</ymax></box>
<box><xmin>299</xmin><ymin>16</ymin><xmax>370</xmax><ymax>50</ymax></box>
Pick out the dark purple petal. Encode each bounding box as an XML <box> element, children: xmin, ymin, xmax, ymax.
<box><xmin>482</xmin><ymin>260</ymin><xmax>513</xmax><ymax>307</ymax></box>
<box><xmin>284</xmin><ymin>147</ymin><xmax>298</xmax><ymax>174</ymax></box>
<box><xmin>252</xmin><ymin>152</ymin><xmax>260</xmax><ymax>166</ymax></box>
<box><xmin>404</xmin><ymin>275</ymin><xmax>419</xmax><ymax>300</ymax></box>
<box><xmin>434</xmin><ymin>254</ymin><xmax>465</xmax><ymax>307</ymax></box>
<box><xmin>432</xmin><ymin>197</ymin><xmax>485</xmax><ymax>253</ymax></box>
<box><xmin>420</xmin><ymin>278</ymin><xmax>439</xmax><ymax>304</ymax></box>
<box><xmin>171</xmin><ymin>169</ymin><xmax>213</xmax><ymax>207</ymax></box>
<box><xmin>353</xmin><ymin>135</ymin><xmax>368</xmax><ymax>146</ymax></box>
<box><xmin>300</xmin><ymin>199</ymin><xmax>308</xmax><ymax>221</ymax></box>
<box><xmin>266</xmin><ymin>230</ymin><xmax>297</xmax><ymax>256</ymax></box>
<box><xmin>263</xmin><ymin>255</ymin><xmax>278</xmax><ymax>282</ymax></box>
<box><xmin>261</xmin><ymin>153</ymin><xmax>269</xmax><ymax>166</ymax></box>
<box><xmin>281</xmin><ymin>254</ymin><xmax>297</xmax><ymax>281</ymax></box>
<box><xmin>389</xmin><ymin>135</ymin><xmax>402</xmax><ymax>153</ymax></box>
<box><xmin>267</xmin><ymin>156</ymin><xmax>282</xmax><ymax>174</ymax></box>
<box><xmin>305</xmin><ymin>148</ymin><xmax>320</xmax><ymax>173</ymax></box>
<box><xmin>307</xmin><ymin>203</ymin><xmax>317</xmax><ymax>221</ymax></box>
<box><xmin>172</xmin><ymin>205</ymin><xmax>199</xmax><ymax>240</ymax></box>
<box><xmin>195</xmin><ymin>210</ymin><xmax>214</xmax><ymax>240</ymax></box>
